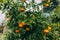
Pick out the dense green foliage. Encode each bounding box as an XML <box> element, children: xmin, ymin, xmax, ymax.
<box><xmin>0</xmin><ymin>0</ymin><xmax>60</xmax><ymax>40</ymax></box>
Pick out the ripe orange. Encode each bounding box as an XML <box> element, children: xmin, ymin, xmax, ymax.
<box><xmin>19</xmin><ymin>24</ymin><xmax>23</xmax><ymax>28</ymax></box>
<box><xmin>15</xmin><ymin>29</ymin><xmax>19</xmax><ymax>33</ymax></box>
<box><xmin>48</xmin><ymin>27</ymin><xmax>51</xmax><ymax>30</ymax></box>
<box><xmin>45</xmin><ymin>4</ymin><xmax>49</xmax><ymax>7</ymax></box>
<box><xmin>20</xmin><ymin>8</ymin><xmax>25</xmax><ymax>12</ymax></box>
<box><xmin>22</xmin><ymin>22</ymin><xmax>26</xmax><ymax>26</ymax></box>
<box><xmin>44</xmin><ymin>29</ymin><xmax>49</xmax><ymax>33</ymax></box>
<box><xmin>26</xmin><ymin>28</ymin><xmax>30</xmax><ymax>31</ymax></box>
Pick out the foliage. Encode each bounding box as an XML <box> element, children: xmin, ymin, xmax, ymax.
<box><xmin>0</xmin><ymin>0</ymin><xmax>60</xmax><ymax>40</ymax></box>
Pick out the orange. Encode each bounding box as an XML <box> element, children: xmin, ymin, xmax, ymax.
<box><xmin>48</xmin><ymin>27</ymin><xmax>51</xmax><ymax>30</ymax></box>
<box><xmin>45</xmin><ymin>4</ymin><xmax>49</xmax><ymax>7</ymax></box>
<box><xmin>26</xmin><ymin>28</ymin><xmax>30</xmax><ymax>31</ymax></box>
<box><xmin>22</xmin><ymin>22</ymin><xmax>26</xmax><ymax>26</ymax></box>
<box><xmin>20</xmin><ymin>8</ymin><xmax>25</xmax><ymax>12</ymax></box>
<box><xmin>19</xmin><ymin>24</ymin><xmax>23</xmax><ymax>28</ymax></box>
<box><xmin>15</xmin><ymin>29</ymin><xmax>19</xmax><ymax>33</ymax></box>
<box><xmin>44</xmin><ymin>29</ymin><xmax>49</xmax><ymax>33</ymax></box>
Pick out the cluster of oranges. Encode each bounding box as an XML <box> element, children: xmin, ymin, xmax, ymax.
<box><xmin>15</xmin><ymin>22</ymin><xmax>30</xmax><ymax>33</ymax></box>
<box><xmin>18</xmin><ymin>22</ymin><xmax>26</xmax><ymax>28</ymax></box>
<box><xmin>44</xmin><ymin>26</ymin><xmax>51</xmax><ymax>34</ymax></box>
<box><xmin>45</xmin><ymin>0</ymin><xmax>50</xmax><ymax>7</ymax></box>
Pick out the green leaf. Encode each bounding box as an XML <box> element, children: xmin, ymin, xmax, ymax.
<box><xmin>0</xmin><ymin>0</ymin><xmax>6</xmax><ymax>3</ymax></box>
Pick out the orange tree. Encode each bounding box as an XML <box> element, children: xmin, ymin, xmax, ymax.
<box><xmin>0</xmin><ymin>0</ymin><xmax>60</xmax><ymax>40</ymax></box>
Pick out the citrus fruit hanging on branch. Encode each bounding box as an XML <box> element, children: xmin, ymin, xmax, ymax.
<box><xmin>21</xmin><ymin>22</ymin><xmax>26</xmax><ymax>26</ymax></box>
<box><xmin>44</xmin><ymin>29</ymin><xmax>49</xmax><ymax>33</ymax></box>
<box><xmin>18</xmin><ymin>22</ymin><xmax>26</xmax><ymax>28</ymax></box>
<box><xmin>15</xmin><ymin>29</ymin><xmax>20</xmax><ymax>33</ymax></box>
<box><xmin>45</xmin><ymin>3</ymin><xmax>49</xmax><ymax>7</ymax></box>
<box><xmin>18</xmin><ymin>23</ymin><xmax>23</xmax><ymax>28</ymax></box>
<box><xmin>26</xmin><ymin>27</ymin><xmax>30</xmax><ymax>31</ymax></box>
<box><xmin>48</xmin><ymin>26</ymin><xmax>51</xmax><ymax>31</ymax></box>
<box><xmin>20</xmin><ymin>7</ymin><xmax>25</xmax><ymax>12</ymax></box>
